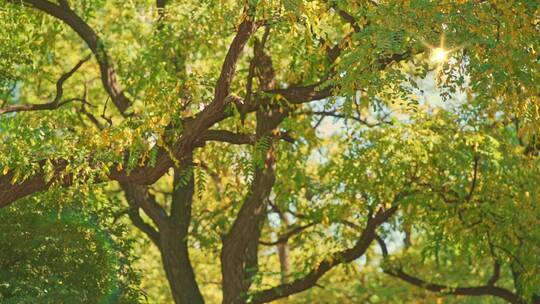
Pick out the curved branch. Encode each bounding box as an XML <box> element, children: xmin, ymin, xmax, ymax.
<box><xmin>375</xmin><ymin>238</ymin><xmax>519</xmax><ymax>304</ymax></box>
<box><xmin>259</xmin><ymin>222</ymin><xmax>316</xmax><ymax>246</ymax></box>
<box><xmin>300</xmin><ymin>110</ymin><xmax>380</xmax><ymax>127</ymax></box>
<box><xmin>250</xmin><ymin>206</ymin><xmax>397</xmax><ymax>304</ymax></box>
<box><xmin>387</xmin><ymin>268</ymin><xmax>518</xmax><ymax>303</ymax></box>
<box><xmin>171</xmin><ymin>10</ymin><xmax>259</xmax><ymax>149</ymax></box>
<box><xmin>0</xmin><ymin>160</ymin><xmax>69</xmax><ymax>208</ymax></box>
<box><xmin>14</xmin><ymin>0</ymin><xmax>131</xmax><ymax>114</ymax></box>
<box><xmin>487</xmin><ymin>261</ymin><xmax>501</xmax><ymax>286</ymax></box>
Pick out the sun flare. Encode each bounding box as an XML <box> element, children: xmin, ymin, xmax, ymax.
<box><xmin>431</xmin><ymin>47</ymin><xmax>447</xmax><ymax>63</ymax></box>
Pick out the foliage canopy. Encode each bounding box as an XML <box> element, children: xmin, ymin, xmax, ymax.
<box><xmin>0</xmin><ymin>0</ymin><xmax>539</xmax><ymax>303</ymax></box>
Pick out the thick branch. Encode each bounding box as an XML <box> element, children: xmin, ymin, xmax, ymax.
<box><xmin>127</xmin><ymin>205</ymin><xmax>160</xmax><ymax>246</ymax></box>
<box><xmin>334</xmin><ymin>7</ymin><xmax>361</xmax><ymax>33</ymax></box>
<box><xmin>170</xmin><ymin>160</ymin><xmax>194</xmax><ymax>230</ymax></box>
<box><xmin>158</xmin><ymin>163</ymin><xmax>205</xmax><ymax>304</ymax></box>
<box><xmin>221</xmin><ymin>148</ymin><xmax>277</xmax><ymax>303</ymax></box>
<box><xmin>200</xmin><ymin>129</ymin><xmax>294</xmax><ymax>146</ymax></box>
<box><xmin>265</xmin><ymin>82</ymin><xmax>334</xmax><ymax>104</ymax></box>
<box><xmin>0</xmin><ymin>159</ymin><xmax>73</xmax><ymax>208</ymax></box>
<box><xmin>201</xmin><ymin>130</ymin><xmax>256</xmax><ymax>145</ymax></box>
<box><xmin>214</xmin><ymin>13</ymin><xmax>258</xmax><ymax>104</ymax></box>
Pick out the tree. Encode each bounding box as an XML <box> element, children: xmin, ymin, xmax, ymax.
<box><xmin>1</xmin><ymin>0</ymin><xmax>539</xmax><ymax>303</ymax></box>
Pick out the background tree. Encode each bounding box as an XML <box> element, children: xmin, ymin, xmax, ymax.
<box><xmin>1</xmin><ymin>0</ymin><xmax>539</xmax><ymax>303</ymax></box>
<box><xmin>0</xmin><ymin>188</ymin><xmax>143</xmax><ymax>303</ymax></box>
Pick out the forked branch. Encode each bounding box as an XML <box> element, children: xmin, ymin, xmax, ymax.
<box><xmin>0</xmin><ymin>56</ymin><xmax>90</xmax><ymax>115</ymax></box>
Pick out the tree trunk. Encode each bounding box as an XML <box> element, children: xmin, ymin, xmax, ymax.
<box><xmin>221</xmin><ymin>35</ymin><xmax>284</xmax><ymax>304</ymax></box>
<box><xmin>123</xmin><ymin>158</ymin><xmax>205</xmax><ymax>304</ymax></box>
<box><xmin>160</xmin><ymin>226</ymin><xmax>205</xmax><ymax>304</ymax></box>
<box><xmin>160</xmin><ymin>161</ymin><xmax>204</xmax><ymax>304</ymax></box>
